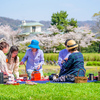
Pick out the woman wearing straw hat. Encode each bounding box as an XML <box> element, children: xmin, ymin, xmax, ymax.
<box><xmin>20</xmin><ymin>40</ymin><xmax>44</xmax><ymax>79</ymax></box>
<box><xmin>53</xmin><ymin>40</ymin><xmax>86</xmax><ymax>82</ymax></box>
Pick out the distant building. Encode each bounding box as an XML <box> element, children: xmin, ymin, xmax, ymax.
<box><xmin>18</xmin><ymin>20</ymin><xmax>43</xmax><ymax>41</ymax></box>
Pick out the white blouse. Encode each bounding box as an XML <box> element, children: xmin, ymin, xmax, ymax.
<box><xmin>0</xmin><ymin>50</ymin><xmax>8</xmax><ymax>74</ymax></box>
<box><xmin>7</xmin><ymin>56</ymin><xmax>19</xmax><ymax>79</ymax></box>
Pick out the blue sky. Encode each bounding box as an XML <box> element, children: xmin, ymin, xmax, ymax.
<box><xmin>0</xmin><ymin>0</ymin><xmax>100</xmax><ymax>21</ymax></box>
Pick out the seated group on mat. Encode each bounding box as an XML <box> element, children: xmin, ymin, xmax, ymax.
<box><xmin>55</xmin><ymin>39</ymin><xmax>86</xmax><ymax>82</ymax></box>
<box><xmin>0</xmin><ymin>39</ymin><xmax>86</xmax><ymax>82</ymax></box>
<box><xmin>0</xmin><ymin>42</ymin><xmax>19</xmax><ymax>80</ymax></box>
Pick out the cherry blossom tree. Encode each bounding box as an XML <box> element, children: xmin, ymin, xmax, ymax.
<box><xmin>19</xmin><ymin>25</ymin><xmax>98</xmax><ymax>52</ymax></box>
<box><xmin>47</xmin><ymin>25</ymin><xmax>60</xmax><ymax>34</ymax></box>
<box><xmin>19</xmin><ymin>32</ymin><xmax>66</xmax><ymax>52</ymax></box>
<box><xmin>0</xmin><ymin>25</ymin><xmax>22</xmax><ymax>45</ymax></box>
<box><xmin>66</xmin><ymin>26</ymin><xmax>99</xmax><ymax>51</ymax></box>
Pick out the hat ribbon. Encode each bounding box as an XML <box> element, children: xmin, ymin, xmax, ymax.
<box><xmin>67</xmin><ymin>44</ymin><xmax>77</xmax><ymax>47</ymax></box>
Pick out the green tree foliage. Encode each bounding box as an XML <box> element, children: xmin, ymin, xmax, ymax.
<box><xmin>81</xmin><ymin>41</ymin><xmax>100</xmax><ymax>53</ymax></box>
<box><xmin>53</xmin><ymin>41</ymin><xmax>100</xmax><ymax>53</ymax></box>
<box><xmin>68</xmin><ymin>18</ymin><xmax>77</xmax><ymax>27</ymax></box>
<box><xmin>53</xmin><ymin>43</ymin><xmax>65</xmax><ymax>50</ymax></box>
<box><xmin>51</xmin><ymin>11</ymin><xmax>77</xmax><ymax>32</ymax></box>
<box><xmin>92</xmin><ymin>11</ymin><xmax>100</xmax><ymax>33</ymax></box>
<box><xmin>51</xmin><ymin>11</ymin><xmax>68</xmax><ymax>31</ymax></box>
<box><xmin>65</xmin><ymin>18</ymin><xmax>77</xmax><ymax>33</ymax></box>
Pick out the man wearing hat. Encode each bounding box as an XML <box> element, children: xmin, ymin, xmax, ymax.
<box><xmin>54</xmin><ymin>40</ymin><xmax>86</xmax><ymax>82</ymax></box>
<box><xmin>58</xmin><ymin>39</ymin><xmax>71</xmax><ymax>77</ymax></box>
<box><xmin>20</xmin><ymin>40</ymin><xmax>44</xmax><ymax>79</ymax></box>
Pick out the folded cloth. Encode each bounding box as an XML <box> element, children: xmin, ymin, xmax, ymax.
<box><xmin>25</xmin><ymin>81</ymin><xmax>37</xmax><ymax>85</ymax></box>
<box><xmin>6</xmin><ymin>80</ymin><xmax>16</xmax><ymax>84</ymax></box>
<box><xmin>8</xmin><ymin>74</ymin><xmax>14</xmax><ymax>81</ymax></box>
<box><xmin>53</xmin><ymin>74</ymin><xmax>75</xmax><ymax>82</ymax></box>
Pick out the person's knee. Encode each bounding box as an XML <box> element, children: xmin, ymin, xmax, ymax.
<box><xmin>27</xmin><ymin>71</ymin><xmax>32</xmax><ymax>79</ymax></box>
<box><xmin>39</xmin><ymin>70</ymin><xmax>44</xmax><ymax>78</ymax></box>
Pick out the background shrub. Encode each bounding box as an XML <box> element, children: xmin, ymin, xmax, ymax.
<box><xmin>86</xmin><ymin>61</ymin><xmax>100</xmax><ymax>66</ymax></box>
<box><xmin>18</xmin><ymin>53</ymin><xmax>100</xmax><ymax>62</ymax></box>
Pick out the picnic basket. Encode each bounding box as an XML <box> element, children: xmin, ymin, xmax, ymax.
<box><xmin>19</xmin><ymin>64</ymin><xmax>28</xmax><ymax>77</ymax></box>
<box><xmin>75</xmin><ymin>69</ymin><xmax>87</xmax><ymax>83</ymax></box>
<box><xmin>31</xmin><ymin>71</ymin><xmax>41</xmax><ymax>81</ymax></box>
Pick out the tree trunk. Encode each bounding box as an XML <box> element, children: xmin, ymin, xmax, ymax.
<box><xmin>78</xmin><ymin>44</ymin><xmax>81</xmax><ymax>52</ymax></box>
<box><xmin>12</xmin><ymin>37</ymin><xmax>14</xmax><ymax>46</ymax></box>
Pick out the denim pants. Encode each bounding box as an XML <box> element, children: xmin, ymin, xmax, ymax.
<box><xmin>59</xmin><ymin>69</ymin><xmax>65</xmax><ymax>77</ymax></box>
<box><xmin>27</xmin><ymin>70</ymin><xmax>43</xmax><ymax>80</ymax></box>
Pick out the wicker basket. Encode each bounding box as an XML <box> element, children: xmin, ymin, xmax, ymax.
<box><xmin>19</xmin><ymin>64</ymin><xmax>28</xmax><ymax>77</ymax></box>
<box><xmin>75</xmin><ymin>69</ymin><xmax>87</xmax><ymax>83</ymax></box>
<box><xmin>98</xmin><ymin>71</ymin><xmax>100</xmax><ymax>81</ymax></box>
<box><xmin>19</xmin><ymin>74</ymin><xmax>28</xmax><ymax>77</ymax></box>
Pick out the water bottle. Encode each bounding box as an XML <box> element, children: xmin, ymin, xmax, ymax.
<box><xmin>0</xmin><ymin>72</ymin><xmax>3</xmax><ymax>84</ymax></box>
<box><xmin>89</xmin><ymin>73</ymin><xmax>94</xmax><ymax>81</ymax></box>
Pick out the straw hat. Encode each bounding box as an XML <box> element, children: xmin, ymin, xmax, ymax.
<box><xmin>66</xmin><ymin>40</ymin><xmax>78</xmax><ymax>50</ymax></box>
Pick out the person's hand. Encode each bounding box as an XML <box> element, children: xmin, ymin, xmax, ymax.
<box><xmin>61</xmin><ymin>60</ymin><xmax>64</xmax><ymax>64</ymax></box>
<box><xmin>3</xmin><ymin>72</ymin><xmax>8</xmax><ymax>75</ymax></box>
<box><xmin>20</xmin><ymin>61</ymin><xmax>24</xmax><ymax>65</ymax></box>
<box><xmin>37</xmin><ymin>64</ymin><xmax>41</xmax><ymax>70</ymax></box>
<box><xmin>64</xmin><ymin>58</ymin><xmax>68</xmax><ymax>61</ymax></box>
<box><xmin>8</xmin><ymin>70</ymin><xmax>12</xmax><ymax>74</ymax></box>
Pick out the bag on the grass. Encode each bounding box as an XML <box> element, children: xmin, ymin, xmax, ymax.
<box><xmin>49</xmin><ymin>74</ymin><xmax>58</xmax><ymax>80</ymax></box>
<box><xmin>75</xmin><ymin>69</ymin><xmax>87</xmax><ymax>83</ymax></box>
<box><xmin>53</xmin><ymin>74</ymin><xmax>75</xmax><ymax>82</ymax></box>
<box><xmin>19</xmin><ymin>64</ymin><xmax>28</xmax><ymax>78</ymax></box>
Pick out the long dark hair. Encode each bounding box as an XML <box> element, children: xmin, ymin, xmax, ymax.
<box><xmin>68</xmin><ymin>47</ymin><xmax>78</xmax><ymax>52</ymax></box>
<box><xmin>7</xmin><ymin>46</ymin><xmax>19</xmax><ymax>64</ymax></box>
<box><xmin>0</xmin><ymin>42</ymin><xmax>9</xmax><ymax>50</ymax></box>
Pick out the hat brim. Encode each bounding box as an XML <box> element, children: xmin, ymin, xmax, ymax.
<box><xmin>28</xmin><ymin>44</ymin><xmax>40</xmax><ymax>49</ymax></box>
<box><xmin>66</xmin><ymin>44</ymin><xmax>78</xmax><ymax>50</ymax></box>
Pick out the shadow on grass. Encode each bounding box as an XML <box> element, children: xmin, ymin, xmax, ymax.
<box><xmin>94</xmin><ymin>81</ymin><xmax>100</xmax><ymax>83</ymax></box>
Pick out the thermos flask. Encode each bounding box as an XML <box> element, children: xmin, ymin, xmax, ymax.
<box><xmin>0</xmin><ymin>72</ymin><xmax>3</xmax><ymax>84</ymax></box>
<box><xmin>89</xmin><ymin>73</ymin><xmax>94</xmax><ymax>81</ymax></box>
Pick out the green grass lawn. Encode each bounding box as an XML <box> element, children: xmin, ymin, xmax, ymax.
<box><xmin>19</xmin><ymin>63</ymin><xmax>100</xmax><ymax>76</ymax></box>
<box><xmin>0</xmin><ymin>82</ymin><xmax>100</xmax><ymax>100</ymax></box>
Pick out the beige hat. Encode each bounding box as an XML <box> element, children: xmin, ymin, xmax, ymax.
<box><xmin>66</xmin><ymin>40</ymin><xmax>78</xmax><ymax>50</ymax></box>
